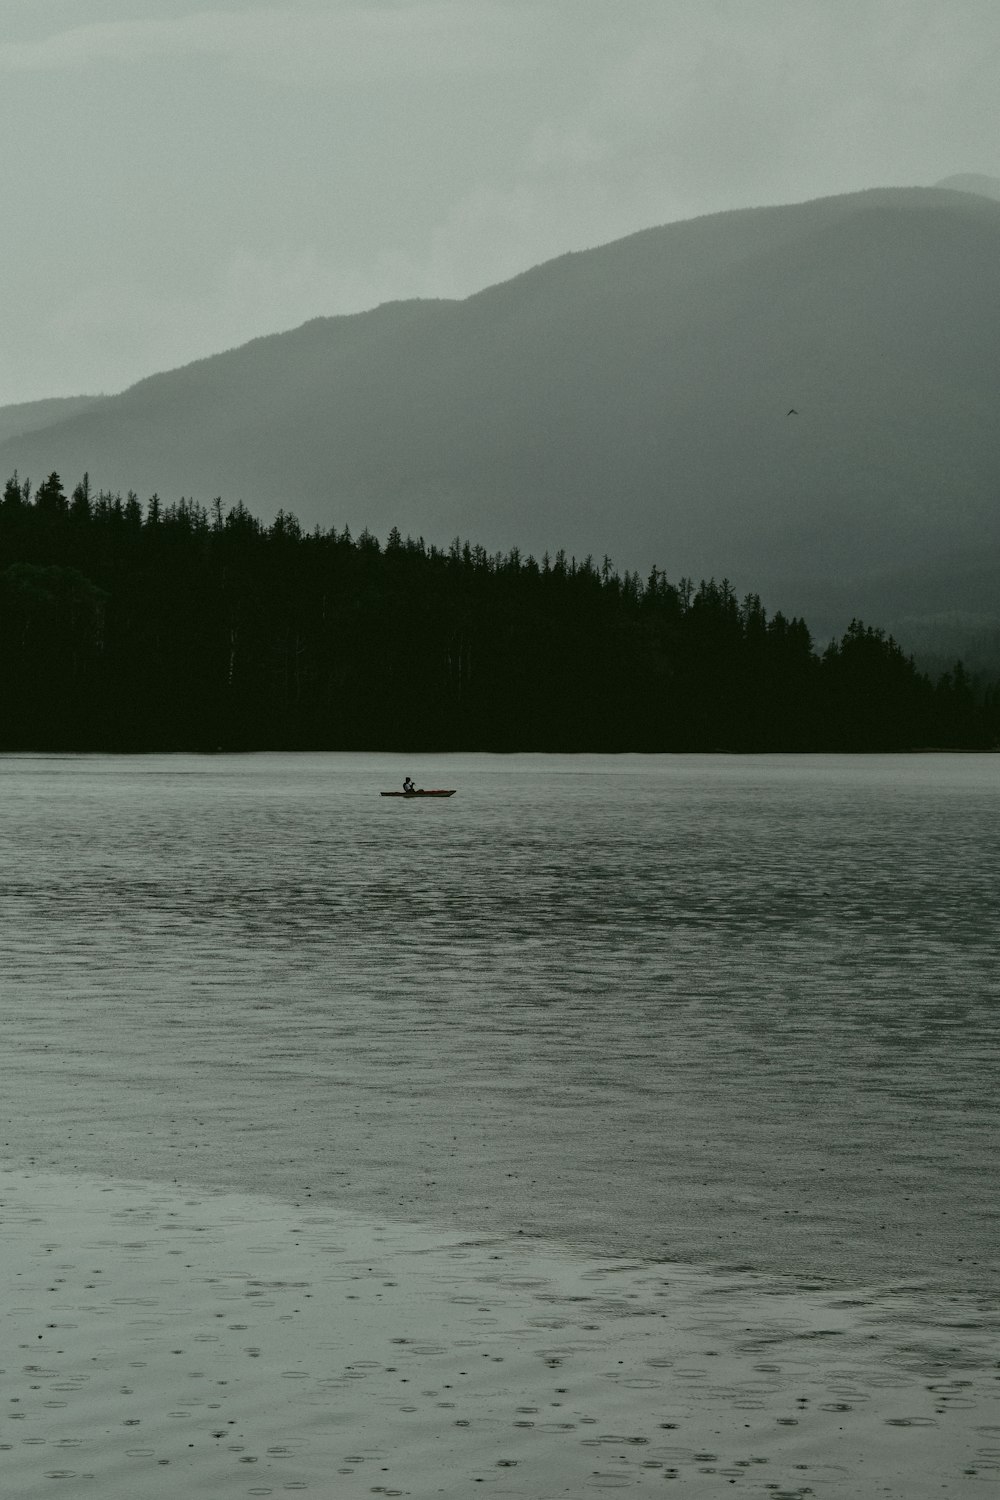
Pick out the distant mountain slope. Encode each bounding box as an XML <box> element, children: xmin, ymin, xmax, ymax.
<box><xmin>2</xmin><ymin>186</ymin><xmax>1000</xmax><ymax>648</ymax></box>
<box><xmin>935</xmin><ymin>173</ymin><xmax>1000</xmax><ymax>201</ymax></box>
<box><xmin>0</xmin><ymin>394</ymin><xmax>104</xmax><ymax>448</ymax></box>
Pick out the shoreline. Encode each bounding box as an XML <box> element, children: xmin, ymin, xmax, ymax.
<box><xmin>2</xmin><ymin>1165</ymin><xmax>997</xmax><ymax>1498</ymax></box>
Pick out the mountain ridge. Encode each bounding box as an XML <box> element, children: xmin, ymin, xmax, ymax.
<box><xmin>2</xmin><ymin>185</ymin><xmax>999</xmax><ymax>653</ymax></box>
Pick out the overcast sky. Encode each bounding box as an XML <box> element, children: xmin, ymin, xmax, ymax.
<box><xmin>1</xmin><ymin>0</ymin><xmax>995</xmax><ymax>405</ymax></box>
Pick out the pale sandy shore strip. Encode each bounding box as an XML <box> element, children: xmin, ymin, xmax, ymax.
<box><xmin>1</xmin><ymin>1167</ymin><xmax>997</xmax><ymax>1498</ymax></box>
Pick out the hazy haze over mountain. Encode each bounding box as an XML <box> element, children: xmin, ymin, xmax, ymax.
<box><xmin>935</xmin><ymin>174</ymin><xmax>1000</xmax><ymax>202</ymax></box>
<box><xmin>2</xmin><ymin>0</ymin><xmax>999</xmax><ymax>406</ymax></box>
<box><xmin>4</xmin><ymin>3</ymin><xmax>1000</xmax><ymax>654</ymax></box>
<box><xmin>2</xmin><ymin>184</ymin><xmax>999</xmax><ymax>652</ymax></box>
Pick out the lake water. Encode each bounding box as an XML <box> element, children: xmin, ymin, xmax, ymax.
<box><xmin>2</xmin><ymin>751</ymin><xmax>997</xmax><ymax>1294</ymax></box>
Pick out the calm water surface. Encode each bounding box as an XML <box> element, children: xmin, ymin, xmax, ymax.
<box><xmin>2</xmin><ymin>752</ymin><xmax>997</xmax><ymax>1292</ymax></box>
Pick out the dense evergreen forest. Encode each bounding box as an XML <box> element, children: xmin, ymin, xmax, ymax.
<box><xmin>0</xmin><ymin>471</ymin><xmax>996</xmax><ymax>752</ymax></box>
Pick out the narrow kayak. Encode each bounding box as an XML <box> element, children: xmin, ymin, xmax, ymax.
<box><xmin>380</xmin><ymin>789</ymin><xmax>457</xmax><ymax>797</ymax></box>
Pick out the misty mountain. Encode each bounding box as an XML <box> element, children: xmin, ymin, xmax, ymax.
<box><xmin>934</xmin><ymin>173</ymin><xmax>1000</xmax><ymax>202</ymax></box>
<box><xmin>2</xmin><ymin>186</ymin><xmax>999</xmax><ymax>652</ymax></box>
<box><xmin>0</xmin><ymin>395</ymin><xmax>103</xmax><ymax>448</ymax></box>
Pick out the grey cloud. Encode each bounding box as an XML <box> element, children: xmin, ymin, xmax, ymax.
<box><xmin>1</xmin><ymin>0</ymin><xmax>998</xmax><ymax>404</ymax></box>
<box><xmin>0</xmin><ymin>2</ymin><xmax>543</xmax><ymax>81</ymax></box>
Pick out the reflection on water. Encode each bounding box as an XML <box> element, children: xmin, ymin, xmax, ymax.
<box><xmin>1</xmin><ymin>752</ymin><xmax>997</xmax><ymax>1290</ymax></box>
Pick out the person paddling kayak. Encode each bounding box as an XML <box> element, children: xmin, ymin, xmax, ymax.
<box><xmin>380</xmin><ymin>786</ymin><xmax>456</xmax><ymax>797</ymax></box>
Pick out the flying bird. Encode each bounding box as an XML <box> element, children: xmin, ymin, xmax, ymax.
<box><xmin>787</xmin><ymin>408</ymin><xmax>798</xmax><ymax>415</ymax></box>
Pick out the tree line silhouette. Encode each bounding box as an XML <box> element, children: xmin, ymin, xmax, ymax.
<box><xmin>0</xmin><ymin>470</ymin><xmax>995</xmax><ymax>752</ymax></box>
